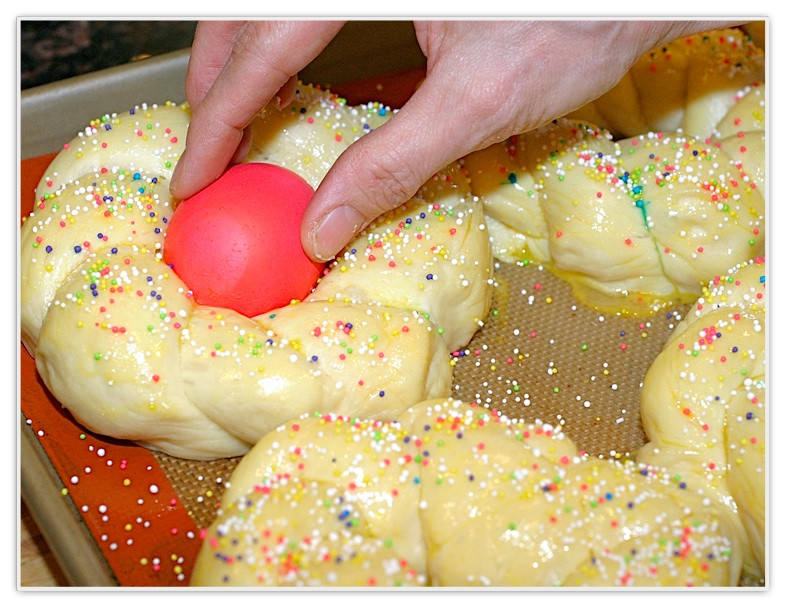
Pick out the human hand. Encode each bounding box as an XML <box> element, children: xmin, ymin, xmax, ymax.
<box><xmin>170</xmin><ymin>20</ymin><xmax>737</xmax><ymax>262</ymax></box>
<box><xmin>170</xmin><ymin>20</ymin><xmax>345</xmax><ymax>197</ymax></box>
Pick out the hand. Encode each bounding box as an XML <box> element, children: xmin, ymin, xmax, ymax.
<box><xmin>170</xmin><ymin>20</ymin><xmax>737</xmax><ymax>262</ymax></box>
<box><xmin>170</xmin><ymin>21</ymin><xmax>345</xmax><ymax>197</ymax></box>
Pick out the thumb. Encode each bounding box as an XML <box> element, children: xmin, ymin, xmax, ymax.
<box><xmin>301</xmin><ymin>74</ymin><xmax>494</xmax><ymax>262</ymax></box>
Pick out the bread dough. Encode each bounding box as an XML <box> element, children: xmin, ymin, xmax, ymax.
<box><xmin>464</xmin><ymin>81</ymin><xmax>765</xmax><ymax>315</ymax></box>
<box><xmin>637</xmin><ymin>257</ymin><xmax>766</xmax><ymax>582</ymax></box>
<box><xmin>244</xmin><ymin>84</ymin><xmax>393</xmax><ymax>189</ymax></box>
<box><xmin>309</xmin><ymin>162</ymin><xmax>493</xmax><ymax>352</ymax></box>
<box><xmin>568</xmin><ymin>28</ymin><xmax>765</xmax><ymax>139</ymax></box>
<box><xmin>21</xmin><ymin>88</ymin><xmax>493</xmax><ymax>459</ymax></box>
<box><xmin>191</xmin><ymin>396</ymin><xmax>745</xmax><ymax>586</ymax></box>
<box><xmin>192</xmin><ymin>256</ymin><xmax>765</xmax><ymax>586</ymax></box>
<box><xmin>21</xmin><ymin>26</ymin><xmax>766</xmax><ymax>585</ymax></box>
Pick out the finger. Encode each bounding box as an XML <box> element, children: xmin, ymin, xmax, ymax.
<box><xmin>301</xmin><ymin>66</ymin><xmax>506</xmax><ymax>262</ymax></box>
<box><xmin>184</xmin><ymin>21</ymin><xmax>247</xmax><ymax>109</ymax></box>
<box><xmin>171</xmin><ymin>20</ymin><xmax>345</xmax><ymax>200</ymax></box>
<box><xmin>275</xmin><ymin>74</ymin><xmax>299</xmax><ymax>110</ymax></box>
<box><xmin>227</xmin><ymin>75</ymin><xmax>298</xmax><ymax>166</ymax></box>
<box><xmin>229</xmin><ymin>125</ymin><xmax>254</xmax><ymax>165</ymax></box>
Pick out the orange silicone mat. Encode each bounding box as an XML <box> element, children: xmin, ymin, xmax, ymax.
<box><xmin>20</xmin><ymin>67</ymin><xmax>693</xmax><ymax>586</ymax></box>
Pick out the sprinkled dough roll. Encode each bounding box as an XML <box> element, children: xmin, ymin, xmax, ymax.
<box><xmin>463</xmin><ymin>112</ymin><xmax>765</xmax><ymax>315</ymax></box>
<box><xmin>568</xmin><ymin>28</ymin><xmax>765</xmax><ymax>139</ymax></box>
<box><xmin>180</xmin><ymin>300</ymin><xmax>453</xmax><ymax>445</ymax></box>
<box><xmin>637</xmin><ymin>258</ymin><xmax>766</xmax><ymax>580</ymax></box>
<box><xmin>189</xmin><ymin>411</ymin><xmax>427</xmax><ymax>587</ymax></box>
<box><xmin>34</xmin><ymin>243</ymin><xmax>251</xmax><ymax>459</ymax></box>
<box><xmin>244</xmin><ymin>83</ymin><xmax>394</xmax><ymax>188</ymax></box>
<box><xmin>21</xmin><ymin>168</ymin><xmax>175</xmax><ymax>353</ymax></box>
<box><xmin>464</xmin><ymin>119</ymin><xmax>613</xmax><ymax>266</ymax></box>
<box><xmin>713</xmin><ymin>84</ymin><xmax>765</xmax><ymax>140</ymax></box>
<box><xmin>21</xmin><ymin>87</ymin><xmax>492</xmax><ymax>459</ymax></box>
<box><xmin>462</xmin><ymin>27</ymin><xmax>765</xmax><ymax>315</ymax></box>
<box><xmin>310</xmin><ymin>172</ymin><xmax>494</xmax><ymax>352</ymax></box>
<box><xmin>192</xmin><ymin>397</ymin><xmax>745</xmax><ymax>586</ymax></box>
<box><xmin>34</xmin><ymin>102</ymin><xmax>189</xmax><ymax>198</ymax></box>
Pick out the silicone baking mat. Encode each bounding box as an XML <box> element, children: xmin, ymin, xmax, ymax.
<box><xmin>19</xmin><ymin>67</ymin><xmax>692</xmax><ymax>587</ymax></box>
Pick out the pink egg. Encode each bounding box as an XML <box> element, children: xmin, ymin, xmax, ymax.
<box><xmin>164</xmin><ymin>163</ymin><xmax>325</xmax><ymax>317</ymax></box>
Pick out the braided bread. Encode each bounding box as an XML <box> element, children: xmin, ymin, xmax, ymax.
<box><xmin>22</xmin><ymin>27</ymin><xmax>764</xmax><ymax>456</ymax></box>
<box><xmin>464</xmin><ymin>28</ymin><xmax>765</xmax><ymax>316</ymax></box>
<box><xmin>21</xmin><ymin>91</ymin><xmax>493</xmax><ymax>459</ymax></box>
<box><xmin>637</xmin><ymin>257</ymin><xmax>766</xmax><ymax>582</ymax></box>
<box><xmin>568</xmin><ymin>28</ymin><xmax>764</xmax><ymax>139</ymax></box>
<box><xmin>195</xmin><ymin>399</ymin><xmax>741</xmax><ymax>587</ymax></box>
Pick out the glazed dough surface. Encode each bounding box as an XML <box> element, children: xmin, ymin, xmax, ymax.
<box><xmin>193</xmin><ymin>256</ymin><xmax>765</xmax><ymax>587</ymax></box>
<box><xmin>191</xmin><ymin>397</ymin><xmax>744</xmax><ymax>587</ymax></box>
<box><xmin>464</xmin><ymin>29</ymin><xmax>765</xmax><ymax>315</ymax></box>
<box><xmin>465</xmin><ymin>101</ymin><xmax>764</xmax><ymax>315</ymax></box>
<box><xmin>21</xmin><ymin>89</ymin><xmax>493</xmax><ymax>459</ymax></box>
<box><xmin>567</xmin><ymin>28</ymin><xmax>765</xmax><ymax>139</ymax></box>
<box><xmin>637</xmin><ymin>258</ymin><xmax>766</xmax><ymax>580</ymax></box>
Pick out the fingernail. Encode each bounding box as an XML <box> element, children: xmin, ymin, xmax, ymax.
<box><xmin>275</xmin><ymin>91</ymin><xmax>292</xmax><ymax>110</ymax></box>
<box><xmin>311</xmin><ymin>205</ymin><xmax>367</xmax><ymax>261</ymax></box>
<box><xmin>275</xmin><ymin>76</ymin><xmax>298</xmax><ymax>110</ymax></box>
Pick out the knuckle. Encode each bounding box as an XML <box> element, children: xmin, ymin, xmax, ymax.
<box><xmin>453</xmin><ymin>67</ymin><xmax>550</xmax><ymax>144</ymax></box>
<box><xmin>353</xmin><ymin>147</ymin><xmax>423</xmax><ymax>214</ymax></box>
<box><xmin>231</xmin><ymin>23</ymin><xmax>291</xmax><ymax>83</ymax></box>
<box><xmin>457</xmin><ymin>74</ymin><xmax>514</xmax><ymax>122</ymax></box>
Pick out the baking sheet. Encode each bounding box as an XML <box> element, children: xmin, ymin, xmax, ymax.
<box><xmin>19</xmin><ymin>33</ymin><xmax>712</xmax><ymax>588</ymax></box>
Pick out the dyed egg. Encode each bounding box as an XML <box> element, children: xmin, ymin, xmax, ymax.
<box><xmin>164</xmin><ymin>163</ymin><xmax>325</xmax><ymax>317</ymax></box>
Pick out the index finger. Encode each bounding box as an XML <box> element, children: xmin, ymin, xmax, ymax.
<box><xmin>170</xmin><ymin>20</ymin><xmax>345</xmax><ymax>200</ymax></box>
<box><xmin>184</xmin><ymin>21</ymin><xmax>248</xmax><ymax>109</ymax></box>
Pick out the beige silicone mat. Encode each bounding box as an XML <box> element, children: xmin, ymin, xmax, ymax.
<box><xmin>156</xmin><ymin>260</ymin><xmax>690</xmax><ymax>531</ymax></box>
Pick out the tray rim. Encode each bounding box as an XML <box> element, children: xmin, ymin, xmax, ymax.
<box><xmin>20</xmin><ymin>48</ymin><xmax>191</xmax><ymax>160</ymax></box>
<box><xmin>20</xmin><ymin>417</ymin><xmax>117</xmax><ymax>588</ymax></box>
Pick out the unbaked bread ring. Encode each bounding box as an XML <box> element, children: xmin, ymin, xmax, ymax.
<box><xmin>637</xmin><ymin>256</ymin><xmax>766</xmax><ymax>581</ymax></box>
<box><xmin>567</xmin><ymin>27</ymin><xmax>765</xmax><ymax>139</ymax></box>
<box><xmin>464</xmin><ymin>102</ymin><xmax>764</xmax><ymax>316</ymax></box>
<box><xmin>21</xmin><ymin>91</ymin><xmax>493</xmax><ymax>459</ymax></box>
<box><xmin>464</xmin><ymin>28</ymin><xmax>765</xmax><ymax>315</ymax></box>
